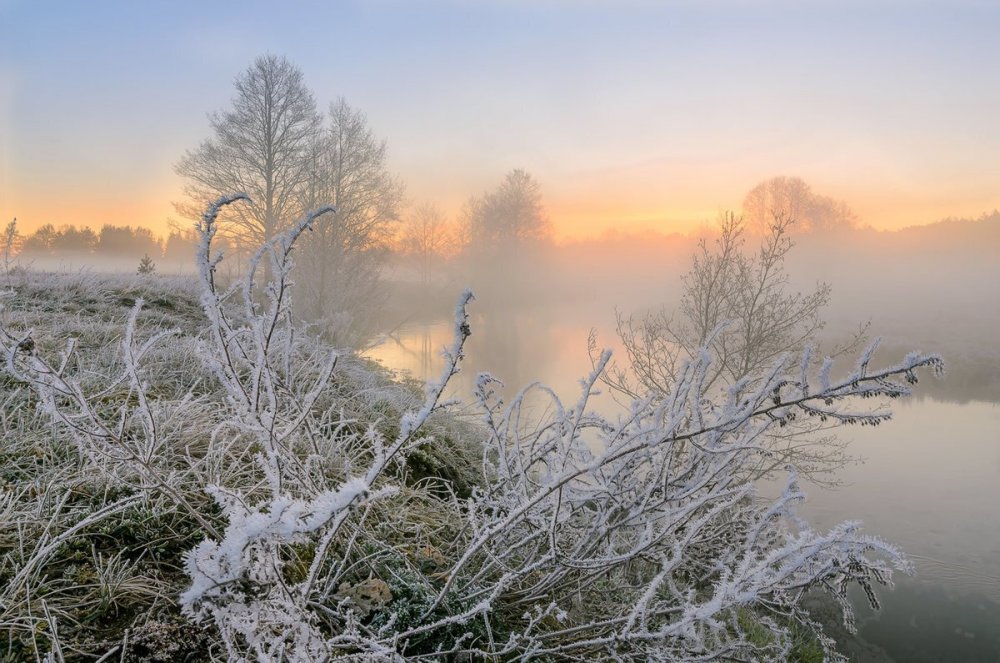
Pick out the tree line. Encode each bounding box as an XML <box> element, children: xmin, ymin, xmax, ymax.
<box><xmin>13</xmin><ymin>223</ymin><xmax>163</xmax><ymax>259</ymax></box>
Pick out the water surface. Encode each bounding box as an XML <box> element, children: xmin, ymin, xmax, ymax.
<box><xmin>367</xmin><ymin>306</ymin><xmax>1000</xmax><ymax>661</ymax></box>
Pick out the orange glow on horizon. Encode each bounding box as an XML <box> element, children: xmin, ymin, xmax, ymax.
<box><xmin>5</xmin><ymin>177</ymin><xmax>998</xmax><ymax>245</ymax></box>
<box><xmin>6</xmin><ymin>185</ymin><xmax>182</xmax><ymax>240</ymax></box>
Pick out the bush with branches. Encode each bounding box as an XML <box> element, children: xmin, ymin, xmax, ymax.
<box><xmin>599</xmin><ymin>213</ymin><xmax>872</xmax><ymax>485</ymax></box>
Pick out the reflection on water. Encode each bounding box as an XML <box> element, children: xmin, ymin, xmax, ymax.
<box><xmin>366</xmin><ymin>306</ymin><xmax>1000</xmax><ymax>662</ymax></box>
<box><xmin>369</xmin><ymin>302</ymin><xmax>623</xmax><ymax>409</ymax></box>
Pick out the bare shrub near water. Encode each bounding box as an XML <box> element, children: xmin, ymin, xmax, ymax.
<box><xmin>600</xmin><ymin>213</ymin><xmax>872</xmax><ymax>485</ymax></box>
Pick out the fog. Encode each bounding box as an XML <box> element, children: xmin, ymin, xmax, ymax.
<box><xmin>15</xmin><ymin>204</ymin><xmax>998</xmax><ymax>405</ymax></box>
<box><xmin>374</xmin><ymin>209</ymin><xmax>1000</xmax><ymax>404</ymax></box>
<box><xmin>7</xmin><ymin>187</ymin><xmax>998</xmax><ymax>660</ymax></box>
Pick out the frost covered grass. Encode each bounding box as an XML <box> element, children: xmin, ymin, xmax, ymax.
<box><xmin>0</xmin><ymin>197</ymin><xmax>943</xmax><ymax>661</ymax></box>
<box><xmin>0</xmin><ymin>270</ymin><xmax>477</xmax><ymax>660</ymax></box>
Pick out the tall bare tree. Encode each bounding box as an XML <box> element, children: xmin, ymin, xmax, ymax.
<box><xmin>296</xmin><ymin>98</ymin><xmax>404</xmax><ymax>341</ymax></box>
<box><xmin>175</xmin><ymin>58</ymin><xmax>403</xmax><ymax>343</ymax></box>
<box><xmin>175</xmin><ymin>54</ymin><xmax>320</xmax><ymax>251</ymax></box>
<box><xmin>743</xmin><ymin>176</ymin><xmax>857</xmax><ymax>235</ymax></box>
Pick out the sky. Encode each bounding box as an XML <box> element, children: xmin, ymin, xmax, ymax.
<box><xmin>2</xmin><ymin>0</ymin><xmax>999</xmax><ymax>240</ymax></box>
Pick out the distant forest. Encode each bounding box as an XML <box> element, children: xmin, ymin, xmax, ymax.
<box><xmin>10</xmin><ymin>207</ymin><xmax>999</xmax><ymax>265</ymax></box>
<box><xmin>12</xmin><ymin>223</ymin><xmax>193</xmax><ymax>263</ymax></box>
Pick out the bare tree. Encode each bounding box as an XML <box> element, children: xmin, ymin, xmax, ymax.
<box><xmin>743</xmin><ymin>176</ymin><xmax>857</xmax><ymax>235</ymax></box>
<box><xmin>460</xmin><ymin>169</ymin><xmax>552</xmax><ymax>303</ymax></box>
<box><xmin>175</xmin><ymin>54</ymin><xmax>321</xmax><ymax>251</ymax></box>
<box><xmin>606</xmin><ymin>214</ymin><xmax>831</xmax><ymax>395</ymax></box>
<box><xmin>398</xmin><ymin>202</ymin><xmax>454</xmax><ymax>289</ymax></box>
<box><xmin>295</xmin><ymin>98</ymin><xmax>404</xmax><ymax>342</ymax></box>
<box><xmin>176</xmin><ymin>60</ymin><xmax>402</xmax><ymax>342</ymax></box>
<box><xmin>599</xmin><ymin>213</ymin><xmax>867</xmax><ymax>482</ymax></box>
<box><xmin>463</xmin><ymin>169</ymin><xmax>550</xmax><ymax>253</ymax></box>
<box><xmin>2</xmin><ymin>219</ymin><xmax>20</xmax><ymax>284</ymax></box>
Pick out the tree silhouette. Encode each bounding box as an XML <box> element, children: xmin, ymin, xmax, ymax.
<box><xmin>50</xmin><ymin>226</ymin><xmax>97</xmax><ymax>255</ymax></box>
<box><xmin>95</xmin><ymin>225</ymin><xmax>161</xmax><ymax>259</ymax></box>
<box><xmin>463</xmin><ymin>169</ymin><xmax>550</xmax><ymax>253</ymax></box>
<box><xmin>398</xmin><ymin>202</ymin><xmax>454</xmax><ymax>289</ymax></box>
<box><xmin>20</xmin><ymin>224</ymin><xmax>58</xmax><ymax>255</ymax></box>
<box><xmin>743</xmin><ymin>176</ymin><xmax>857</xmax><ymax>235</ymax></box>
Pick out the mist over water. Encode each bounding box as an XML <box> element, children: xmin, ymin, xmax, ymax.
<box><xmin>368</xmin><ymin>214</ymin><xmax>1000</xmax><ymax>662</ymax></box>
<box><xmin>374</xmin><ymin>213</ymin><xmax>1000</xmax><ymax>401</ymax></box>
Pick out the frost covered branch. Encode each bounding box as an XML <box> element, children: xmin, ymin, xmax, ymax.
<box><xmin>390</xmin><ymin>343</ymin><xmax>940</xmax><ymax>661</ymax></box>
<box><xmin>181</xmin><ymin>196</ymin><xmax>477</xmax><ymax>660</ymax></box>
<box><xmin>0</xmin><ymin>298</ymin><xmax>219</xmax><ymax>537</ymax></box>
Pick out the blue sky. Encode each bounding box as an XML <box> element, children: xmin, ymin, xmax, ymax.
<box><xmin>2</xmin><ymin>0</ymin><xmax>998</xmax><ymax>237</ymax></box>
